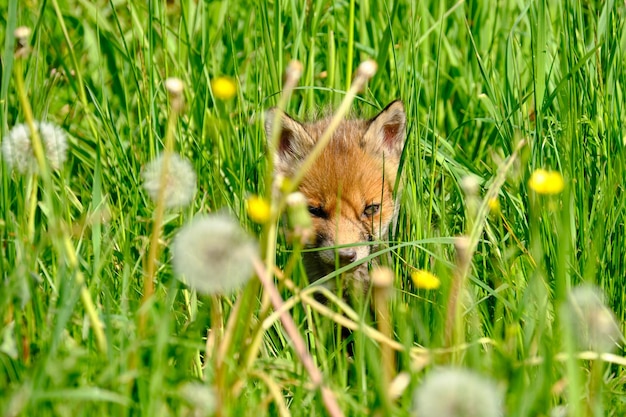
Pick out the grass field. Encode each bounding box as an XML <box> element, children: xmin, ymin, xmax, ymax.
<box><xmin>1</xmin><ymin>0</ymin><xmax>626</xmax><ymax>416</ymax></box>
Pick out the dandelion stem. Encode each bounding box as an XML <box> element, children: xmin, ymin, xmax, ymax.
<box><xmin>212</xmin><ymin>295</ymin><xmax>226</xmax><ymax>417</ymax></box>
<box><xmin>252</xmin><ymin>259</ymin><xmax>344</xmax><ymax>417</ymax></box>
<box><xmin>223</xmin><ymin>61</ymin><xmax>303</xmax><ymax>378</ymax></box>
<box><xmin>287</xmin><ymin>61</ymin><xmax>376</xmax><ymax>194</ymax></box>
<box><xmin>216</xmin><ymin>293</ymin><xmax>244</xmax><ymax>365</ymax></box>
<box><xmin>444</xmin><ymin>139</ymin><xmax>526</xmax><ymax>350</ymax></box>
<box><xmin>63</xmin><ymin>235</ymin><xmax>108</xmax><ymax>353</ymax></box>
<box><xmin>13</xmin><ymin>40</ymin><xmax>107</xmax><ymax>354</ymax></box>
<box><xmin>374</xmin><ymin>291</ymin><xmax>394</xmax><ymax>398</ymax></box>
<box><xmin>14</xmin><ymin>60</ymin><xmax>49</xmax><ymax>181</ymax></box>
<box><xmin>263</xmin><ymin>61</ymin><xmax>302</xmax><ymax>273</ymax></box>
<box><xmin>141</xmin><ymin>98</ymin><xmax>179</xmax><ymax>330</ymax></box>
<box><xmin>26</xmin><ymin>175</ymin><xmax>38</xmax><ymax>240</ymax></box>
<box><xmin>445</xmin><ymin>236</ymin><xmax>471</xmax><ymax>357</ymax></box>
<box><xmin>467</xmin><ymin>139</ymin><xmax>527</xmax><ymax>271</ymax></box>
<box><xmin>242</xmin><ymin>243</ymin><xmax>303</xmax><ymax>371</ymax></box>
<box><xmin>300</xmin><ymin>291</ymin><xmax>406</xmax><ymax>352</ymax></box>
<box><xmin>248</xmin><ymin>370</ymin><xmax>290</xmax><ymax>417</ymax></box>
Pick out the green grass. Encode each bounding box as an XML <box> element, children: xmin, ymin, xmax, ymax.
<box><xmin>2</xmin><ymin>0</ymin><xmax>626</xmax><ymax>416</ymax></box>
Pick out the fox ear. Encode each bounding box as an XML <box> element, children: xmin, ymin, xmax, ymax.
<box><xmin>362</xmin><ymin>100</ymin><xmax>406</xmax><ymax>159</ymax></box>
<box><xmin>265</xmin><ymin>108</ymin><xmax>315</xmax><ymax>174</ymax></box>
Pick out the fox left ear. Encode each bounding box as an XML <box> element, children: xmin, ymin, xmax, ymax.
<box><xmin>362</xmin><ymin>100</ymin><xmax>406</xmax><ymax>159</ymax></box>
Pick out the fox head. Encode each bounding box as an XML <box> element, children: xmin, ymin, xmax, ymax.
<box><xmin>265</xmin><ymin>101</ymin><xmax>406</xmax><ymax>285</ymax></box>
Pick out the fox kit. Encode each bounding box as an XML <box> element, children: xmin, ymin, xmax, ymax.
<box><xmin>266</xmin><ymin>101</ymin><xmax>406</xmax><ymax>292</ymax></box>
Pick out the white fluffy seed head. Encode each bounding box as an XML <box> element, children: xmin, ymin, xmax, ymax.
<box><xmin>171</xmin><ymin>213</ymin><xmax>258</xmax><ymax>295</ymax></box>
<box><xmin>164</xmin><ymin>77</ymin><xmax>184</xmax><ymax>96</ymax></box>
<box><xmin>413</xmin><ymin>368</ymin><xmax>503</xmax><ymax>417</ymax></box>
<box><xmin>164</xmin><ymin>77</ymin><xmax>185</xmax><ymax>112</ymax></box>
<box><xmin>562</xmin><ymin>284</ymin><xmax>623</xmax><ymax>353</ymax></box>
<box><xmin>14</xmin><ymin>26</ymin><xmax>32</xmax><ymax>40</ymax></box>
<box><xmin>14</xmin><ymin>26</ymin><xmax>31</xmax><ymax>54</ymax></box>
<box><xmin>460</xmin><ymin>174</ymin><xmax>480</xmax><ymax>197</ymax></box>
<box><xmin>177</xmin><ymin>382</ymin><xmax>216</xmax><ymax>415</ymax></box>
<box><xmin>357</xmin><ymin>59</ymin><xmax>378</xmax><ymax>80</ymax></box>
<box><xmin>285</xmin><ymin>60</ymin><xmax>303</xmax><ymax>85</ymax></box>
<box><xmin>39</xmin><ymin>122</ymin><xmax>69</xmax><ymax>170</ymax></box>
<box><xmin>2</xmin><ymin>121</ymin><xmax>68</xmax><ymax>174</ymax></box>
<box><xmin>141</xmin><ymin>152</ymin><xmax>197</xmax><ymax>208</ymax></box>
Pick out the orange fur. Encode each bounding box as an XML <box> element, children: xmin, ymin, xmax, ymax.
<box><xmin>266</xmin><ymin>101</ymin><xmax>406</xmax><ymax>290</ymax></box>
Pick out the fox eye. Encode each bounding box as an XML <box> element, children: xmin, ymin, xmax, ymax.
<box><xmin>363</xmin><ymin>203</ymin><xmax>381</xmax><ymax>217</ymax></box>
<box><xmin>308</xmin><ymin>205</ymin><xmax>327</xmax><ymax>218</ymax></box>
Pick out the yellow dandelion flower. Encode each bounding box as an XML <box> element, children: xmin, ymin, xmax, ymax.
<box><xmin>210</xmin><ymin>76</ymin><xmax>237</xmax><ymax>100</ymax></box>
<box><xmin>411</xmin><ymin>270</ymin><xmax>441</xmax><ymax>290</ymax></box>
<box><xmin>246</xmin><ymin>195</ymin><xmax>271</xmax><ymax>224</ymax></box>
<box><xmin>528</xmin><ymin>169</ymin><xmax>564</xmax><ymax>195</ymax></box>
<box><xmin>487</xmin><ymin>197</ymin><xmax>500</xmax><ymax>213</ymax></box>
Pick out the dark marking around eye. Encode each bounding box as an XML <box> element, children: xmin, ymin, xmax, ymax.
<box><xmin>363</xmin><ymin>203</ymin><xmax>381</xmax><ymax>217</ymax></box>
<box><xmin>308</xmin><ymin>205</ymin><xmax>328</xmax><ymax>219</ymax></box>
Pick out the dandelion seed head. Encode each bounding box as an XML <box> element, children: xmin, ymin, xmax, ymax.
<box><xmin>171</xmin><ymin>214</ymin><xmax>258</xmax><ymax>295</ymax></box>
<box><xmin>210</xmin><ymin>76</ymin><xmax>237</xmax><ymax>100</ymax></box>
<box><xmin>39</xmin><ymin>122</ymin><xmax>69</xmax><ymax>171</ymax></box>
<box><xmin>562</xmin><ymin>284</ymin><xmax>623</xmax><ymax>352</ymax></box>
<box><xmin>2</xmin><ymin>121</ymin><xmax>68</xmax><ymax>174</ymax></box>
<box><xmin>177</xmin><ymin>381</ymin><xmax>216</xmax><ymax>415</ymax></box>
<box><xmin>142</xmin><ymin>153</ymin><xmax>197</xmax><ymax>208</ymax></box>
<box><xmin>528</xmin><ymin>169</ymin><xmax>564</xmax><ymax>195</ymax></box>
<box><xmin>550</xmin><ymin>405</ymin><xmax>568</xmax><ymax>417</ymax></box>
<box><xmin>2</xmin><ymin>124</ymin><xmax>33</xmax><ymax>173</ymax></box>
<box><xmin>411</xmin><ymin>270</ymin><xmax>441</xmax><ymax>290</ymax></box>
<box><xmin>413</xmin><ymin>368</ymin><xmax>503</xmax><ymax>417</ymax></box>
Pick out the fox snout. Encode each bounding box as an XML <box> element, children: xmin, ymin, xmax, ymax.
<box><xmin>318</xmin><ymin>245</ymin><xmax>362</xmax><ymax>267</ymax></box>
<box><xmin>314</xmin><ymin>220</ymin><xmax>373</xmax><ymax>268</ymax></box>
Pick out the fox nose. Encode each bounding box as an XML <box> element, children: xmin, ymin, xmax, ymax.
<box><xmin>337</xmin><ymin>248</ymin><xmax>357</xmax><ymax>264</ymax></box>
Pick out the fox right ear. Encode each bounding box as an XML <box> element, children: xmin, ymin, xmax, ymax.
<box><xmin>265</xmin><ymin>109</ymin><xmax>314</xmax><ymax>174</ymax></box>
<box><xmin>362</xmin><ymin>100</ymin><xmax>406</xmax><ymax>160</ymax></box>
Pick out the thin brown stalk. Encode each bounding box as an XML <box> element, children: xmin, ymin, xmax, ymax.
<box><xmin>444</xmin><ymin>139</ymin><xmax>526</xmax><ymax>351</ymax></box>
<box><xmin>252</xmin><ymin>259</ymin><xmax>344</xmax><ymax>417</ymax></box>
